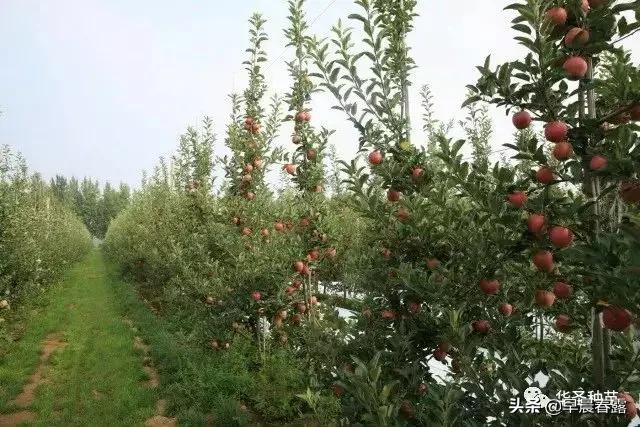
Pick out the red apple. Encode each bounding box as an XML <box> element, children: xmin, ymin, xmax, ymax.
<box><xmin>528</xmin><ymin>213</ymin><xmax>546</xmax><ymax>234</ymax></box>
<box><xmin>326</xmin><ymin>247</ymin><xmax>337</xmax><ymax>258</ymax></box>
<box><xmin>512</xmin><ymin>111</ymin><xmax>532</xmax><ymax>129</ymax></box>
<box><xmin>292</xmin><ymin>134</ymin><xmax>301</xmax><ymax>144</ymax></box>
<box><xmin>400</xmin><ymin>400</ymin><xmax>415</xmax><ymax>419</ymax></box>
<box><xmin>426</xmin><ymin>258</ymin><xmax>441</xmax><ymax>270</ymax></box>
<box><xmin>284</xmin><ymin>163</ymin><xmax>297</xmax><ymax>175</ymax></box>
<box><xmin>306</xmin><ymin>149</ymin><xmax>317</xmax><ymax>161</ymax></box>
<box><xmin>479</xmin><ymin>279</ymin><xmax>500</xmax><ymax>295</ymax></box>
<box><xmin>396</xmin><ymin>208</ymin><xmax>410</xmax><ymax>222</ymax></box>
<box><xmin>549</xmin><ymin>226</ymin><xmax>573</xmax><ymax>248</ymax></box>
<box><xmin>260</xmin><ymin>228</ymin><xmax>269</xmax><ymax>238</ymax></box>
<box><xmin>563</xmin><ymin>57</ymin><xmax>588</xmax><ymax>80</ymax></box>
<box><xmin>533</xmin><ymin>250</ymin><xmax>554</xmax><ymax>273</ymax></box>
<box><xmin>545</xmin><ymin>121</ymin><xmax>568</xmax><ymax>143</ymax></box>
<box><xmin>417</xmin><ymin>383</ymin><xmax>428</xmax><ymax>395</ymax></box>
<box><xmin>507</xmin><ymin>191</ymin><xmax>528</xmax><ymax>208</ymax></box>
<box><xmin>564</xmin><ymin>27</ymin><xmax>589</xmax><ymax>48</ymax></box>
<box><xmin>602</xmin><ymin>306</ymin><xmax>632</xmax><ymax>331</ymax></box>
<box><xmin>472</xmin><ymin>320</ymin><xmax>491</xmax><ymax>333</ymax></box>
<box><xmin>408</xmin><ymin>302</ymin><xmax>422</xmax><ymax>314</ymax></box>
<box><xmin>581</xmin><ymin>0</ymin><xmax>590</xmax><ymax>12</ymax></box>
<box><xmin>294</xmin><ymin>261</ymin><xmax>305</xmax><ymax>273</ymax></box>
<box><xmin>536</xmin><ymin>167</ymin><xmax>555</xmax><ymax>184</ymax></box>
<box><xmin>296</xmin><ymin>303</ymin><xmax>307</xmax><ymax>314</ymax></box>
<box><xmin>381</xmin><ymin>309</ymin><xmax>396</xmax><ymax>320</ymax></box>
<box><xmin>546</xmin><ymin>7</ymin><xmax>568</xmax><ymax>25</ymax></box>
<box><xmin>553</xmin><ymin>142</ymin><xmax>573</xmax><ymax>161</ymax></box>
<box><xmin>535</xmin><ymin>290</ymin><xmax>556</xmax><ymax>307</ymax></box>
<box><xmin>553</xmin><ymin>282</ymin><xmax>573</xmax><ymax>299</ymax></box>
<box><xmin>589</xmin><ymin>155</ymin><xmax>608</xmax><ymax>171</ymax></box>
<box><xmin>245</xmin><ymin>192</ymin><xmax>256</xmax><ymax>201</ymax></box>
<box><xmin>387</xmin><ymin>189</ymin><xmax>401</xmax><ymax>202</ymax></box>
<box><xmin>274</xmin><ymin>222</ymin><xmax>285</xmax><ymax>232</ymax></box>
<box><xmin>499</xmin><ymin>303</ymin><xmax>513</xmax><ymax>316</ymax></box>
<box><xmin>252</xmin><ymin>158</ymin><xmax>264</xmax><ymax>169</ymax></box>
<box><xmin>433</xmin><ymin>349</ymin><xmax>447</xmax><ymax>362</ymax></box>
<box><xmin>555</xmin><ymin>314</ymin><xmax>571</xmax><ymax>332</ymax></box>
<box><xmin>411</xmin><ymin>167</ymin><xmax>425</xmax><ymax>181</ymax></box>
<box><xmin>368</xmin><ymin>150</ymin><xmax>383</xmax><ymax>165</ymax></box>
<box><xmin>620</xmin><ymin>181</ymin><xmax>640</xmax><ymax>204</ymax></box>
<box><xmin>618</xmin><ymin>392</ymin><xmax>638</xmax><ymax>418</ymax></box>
<box><xmin>332</xmin><ymin>384</ymin><xmax>345</xmax><ymax>398</ymax></box>
<box><xmin>244</xmin><ymin>164</ymin><xmax>254</xmax><ymax>173</ymax></box>
<box><xmin>437</xmin><ymin>342</ymin><xmax>451</xmax><ymax>353</ymax></box>
<box><xmin>251</xmin><ymin>291</ymin><xmax>262</xmax><ymax>301</ymax></box>
<box><xmin>241</xmin><ymin>227</ymin><xmax>252</xmax><ymax>236</ymax></box>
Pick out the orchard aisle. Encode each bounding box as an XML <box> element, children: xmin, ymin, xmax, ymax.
<box><xmin>0</xmin><ymin>251</ymin><xmax>175</xmax><ymax>427</ymax></box>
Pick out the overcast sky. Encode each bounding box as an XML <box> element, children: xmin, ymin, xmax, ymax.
<box><xmin>1</xmin><ymin>0</ymin><xmax>638</xmax><ymax>187</ymax></box>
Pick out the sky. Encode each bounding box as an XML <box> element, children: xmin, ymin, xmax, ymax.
<box><xmin>0</xmin><ymin>0</ymin><xmax>638</xmax><ymax>188</ymax></box>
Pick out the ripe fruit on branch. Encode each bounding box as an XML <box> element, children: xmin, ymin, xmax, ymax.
<box><xmin>545</xmin><ymin>7</ymin><xmax>568</xmax><ymax>25</ymax></box>
<box><xmin>563</xmin><ymin>56</ymin><xmax>588</xmax><ymax>80</ymax></box>
<box><xmin>426</xmin><ymin>258</ymin><xmax>441</xmax><ymax>270</ymax></box>
<box><xmin>618</xmin><ymin>392</ymin><xmax>638</xmax><ymax>418</ymax></box>
<box><xmin>507</xmin><ymin>191</ymin><xmax>528</xmax><ymax>208</ymax></box>
<box><xmin>292</xmin><ymin>134</ymin><xmax>301</xmax><ymax>144</ymax></box>
<box><xmin>581</xmin><ymin>0</ymin><xmax>590</xmax><ymax>12</ymax></box>
<box><xmin>437</xmin><ymin>342</ymin><xmax>450</xmax><ymax>353</ymax></box>
<box><xmin>332</xmin><ymin>384</ymin><xmax>345</xmax><ymax>398</ymax></box>
<box><xmin>553</xmin><ymin>282</ymin><xmax>573</xmax><ymax>299</ymax></box>
<box><xmin>241</xmin><ymin>227</ymin><xmax>252</xmax><ymax>236</ymax></box>
<box><xmin>535</xmin><ymin>290</ymin><xmax>556</xmax><ymax>307</ymax></box>
<box><xmin>294</xmin><ymin>261</ymin><xmax>305</xmax><ymax>273</ymax></box>
<box><xmin>306</xmin><ymin>149</ymin><xmax>317</xmax><ymax>161</ymax></box>
<box><xmin>536</xmin><ymin>167</ymin><xmax>555</xmax><ymax>185</ymax></box>
<box><xmin>308</xmin><ymin>250</ymin><xmax>319</xmax><ymax>261</ymax></box>
<box><xmin>387</xmin><ymin>189</ymin><xmax>401</xmax><ymax>202</ymax></box>
<box><xmin>479</xmin><ymin>279</ymin><xmax>500</xmax><ymax>295</ymax></box>
<box><xmin>408</xmin><ymin>302</ymin><xmax>422</xmax><ymax>314</ymax></box>
<box><xmin>260</xmin><ymin>228</ymin><xmax>269</xmax><ymax>237</ymax></box>
<box><xmin>251</xmin><ymin>291</ymin><xmax>262</xmax><ymax>301</ymax></box>
<box><xmin>396</xmin><ymin>208</ymin><xmax>410</xmax><ymax>222</ymax></box>
<box><xmin>326</xmin><ymin>247</ymin><xmax>337</xmax><ymax>258</ymax></box>
<box><xmin>291</xmin><ymin>314</ymin><xmax>302</xmax><ymax>325</ymax></box>
<box><xmin>589</xmin><ymin>155</ymin><xmax>608</xmax><ymax>171</ymax></box>
<box><xmin>284</xmin><ymin>164</ymin><xmax>297</xmax><ymax>175</ymax></box>
<box><xmin>411</xmin><ymin>167</ymin><xmax>425</xmax><ymax>181</ymax></box>
<box><xmin>620</xmin><ymin>181</ymin><xmax>640</xmax><ymax>204</ymax></box>
<box><xmin>552</xmin><ymin>142</ymin><xmax>573</xmax><ymax>161</ymax></box>
<box><xmin>381</xmin><ymin>309</ymin><xmax>396</xmax><ymax>320</ymax></box>
<box><xmin>417</xmin><ymin>383</ymin><xmax>428</xmax><ymax>395</ymax></box>
<box><xmin>472</xmin><ymin>320</ymin><xmax>491</xmax><ymax>333</ymax></box>
<box><xmin>433</xmin><ymin>349</ymin><xmax>447</xmax><ymax>361</ymax></box>
<box><xmin>499</xmin><ymin>303</ymin><xmax>513</xmax><ymax>316</ymax></box>
<box><xmin>368</xmin><ymin>150</ymin><xmax>383</xmax><ymax>165</ymax></box>
<box><xmin>295</xmin><ymin>111</ymin><xmax>311</xmax><ymax>122</ymax></box>
<box><xmin>245</xmin><ymin>192</ymin><xmax>256</xmax><ymax>201</ymax></box>
<box><xmin>274</xmin><ymin>222</ymin><xmax>285</xmax><ymax>232</ymax></box>
<box><xmin>399</xmin><ymin>401</ymin><xmax>416</xmax><ymax>419</ymax></box>
<box><xmin>242</xmin><ymin>174</ymin><xmax>252</xmax><ymax>183</ymax></box>
<box><xmin>544</xmin><ymin>121</ymin><xmax>568</xmax><ymax>143</ymax></box>
<box><xmin>602</xmin><ymin>306</ymin><xmax>632</xmax><ymax>331</ymax></box>
<box><xmin>512</xmin><ymin>111</ymin><xmax>532</xmax><ymax>129</ymax></box>
<box><xmin>296</xmin><ymin>303</ymin><xmax>307</xmax><ymax>314</ymax></box>
<box><xmin>252</xmin><ymin>158</ymin><xmax>264</xmax><ymax>169</ymax></box>
<box><xmin>243</xmin><ymin>164</ymin><xmax>254</xmax><ymax>173</ymax></box>
<box><xmin>533</xmin><ymin>250</ymin><xmax>554</xmax><ymax>273</ymax></box>
<box><xmin>564</xmin><ymin>27</ymin><xmax>589</xmax><ymax>48</ymax></box>
<box><xmin>555</xmin><ymin>314</ymin><xmax>571</xmax><ymax>333</ymax></box>
<box><xmin>587</xmin><ymin>0</ymin><xmax>608</xmax><ymax>7</ymax></box>
<box><xmin>549</xmin><ymin>226</ymin><xmax>573</xmax><ymax>248</ymax></box>
<box><xmin>232</xmin><ymin>216</ymin><xmax>241</xmax><ymax>225</ymax></box>
<box><xmin>527</xmin><ymin>213</ymin><xmax>546</xmax><ymax>234</ymax></box>
<box><xmin>205</xmin><ymin>296</ymin><xmax>215</xmax><ymax>305</ymax></box>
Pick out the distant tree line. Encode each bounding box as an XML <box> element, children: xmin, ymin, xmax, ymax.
<box><xmin>49</xmin><ymin>176</ymin><xmax>130</xmax><ymax>238</ymax></box>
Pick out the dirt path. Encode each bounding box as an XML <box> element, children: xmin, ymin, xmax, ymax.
<box><xmin>0</xmin><ymin>251</ymin><xmax>175</xmax><ymax>426</ymax></box>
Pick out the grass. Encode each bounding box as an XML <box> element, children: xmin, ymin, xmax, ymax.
<box><xmin>0</xmin><ymin>250</ymin><xmax>156</xmax><ymax>426</ymax></box>
<box><xmin>0</xmin><ymin>249</ymin><xmax>309</xmax><ymax>426</ymax></box>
